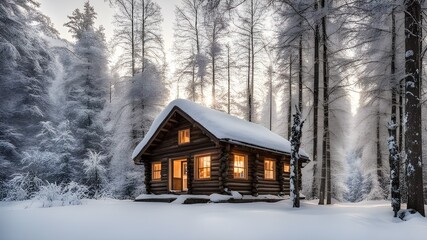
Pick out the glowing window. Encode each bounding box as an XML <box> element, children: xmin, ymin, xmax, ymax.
<box><xmin>264</xmin><ymin>159</ymin><xmax>276</xmax><ymax>180</ymax></box>
<box><xmin>284</xmin><ymin>162</ymin><xmax>290</xmax><ymax>173</ymax></box>
<box><xmin>233</xmin><ymin>154</ymin><xmax>247</xmax><ymax>179</ymax></box>
<box><xmin>152</xmin><ymin>162</ymin><xmax>161</xmax><ymax>180</ymax></box>
<box><xmin>197</xmin><ymin>155</ymin><xmax>211</xmax><ymax>179</ymax></box>
<box><xmin>178</xmin><ymin>129</ymin><xmax>190</xmax><ymax>144</ymax></box>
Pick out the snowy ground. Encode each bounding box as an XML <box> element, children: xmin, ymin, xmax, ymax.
<box><xmin>1</xmin><ymin>199</ymin><xmax>426</xmax><ymax>240</ymax></box>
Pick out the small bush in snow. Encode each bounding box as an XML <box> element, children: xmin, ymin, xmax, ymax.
<box><xmin>61</xmin><ymin>181</ymin><xmax>88</xmax><ymax>205</ymax></box>
<box><xmin>4</xmin><ymin>173</ymin><xmax>44</xmax><ymax>201</ymax></box>
<box><xmin>32</xmin><ymin>181</ymin><xmax>88</xmax><ymax>207</ymax></box>
<box><xmin>33</xmin><ymin>182</ymin><xmax>63</xmax><ymax>207</ymax></box>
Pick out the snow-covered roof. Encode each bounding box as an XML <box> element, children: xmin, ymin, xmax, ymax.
<box><xmin>132</xmin><ymin>99</ymin><xmax>309</xmax><ymax>159</ymax></box>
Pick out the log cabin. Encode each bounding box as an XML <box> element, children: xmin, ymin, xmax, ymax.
<box><xmin>132</xmin><ymin>99</ymin><xmax>310</xmax><ymax>196</ymax></box>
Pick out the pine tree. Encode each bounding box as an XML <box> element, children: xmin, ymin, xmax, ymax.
<box><xmin>64</xmin><ymin>2</ymin><xmax>110</xmax><ymax>181</ymax></box>
<box><xmin>0</xmin><ymin>0</ymin><xmax>58</xmax><ymax>190</ymax></box>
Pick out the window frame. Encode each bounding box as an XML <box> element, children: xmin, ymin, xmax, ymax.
<box><xmin>233</xmin><ymin>154</ymin><xmax>248</xmax><ymax>180</ymax></box>
<box><xmin>195</xmin><ymin>154</ymin><xmax>211</xmax><ymax>180</ymax></box>
<box><xmin>178</xmin><ymin>128</ymin><xmax>191</xmax><ymax>145</ymax></box>
<box><xmin>264</xmin><ymin>158</ymin><xmax>276</xmax><ymax>180</ymax></box>
<box><xmin>151</xmin><ymin>162</ymin><xmax>162</xmax><ymax>181</ymax></box>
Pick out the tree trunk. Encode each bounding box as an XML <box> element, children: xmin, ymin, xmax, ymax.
<box><xmin>250</xmin><ymin>0</ymin><xmax>255</xmax><ymax>121</ymax></box>
<box><xmin>389</xmin><ymin>7</ymin><xmax>399</xmax><ymax>210</ymax></box>
<box><xmin>131</xmin><ymin>0</ymin><xmax>135</xmax><ymax>76</ymax></box>
<box><xmin>312</xmin><ymin>0</ymin><xmax>320</xmax><ymax>199</ymax></box>
<box><xmin>291</xmin><ymin>107</ymin><xmax>304</xmax><ymax>208</ymax></box>
<box><xmin>227</xmin><ymin>45</ymin><xmax>231</xmax><ymax>114</ymax></box>
<box><xmin>323</xmin><ymin>0</ymin><xmax>331</xmax><ymax>205</ymax></box>
<box><xmin>141</xmin><ymin>0</ymin><xmax>145</xmax><ymax>73</ymax></box>
<box><xmin>192</xmin><ymin>52</ymin><xmax>196</xmax><ymax>102</ymax></box>
<box><xmin>288</xmin><ymin>55</ymin><xmax>292</xmax><ymax>140</ymax></box>
<box><xmin>388</xmin><ymin>121</ymin><xmax>400</xmax><ymax>217</ymax></box>
<box><xmin>319</xmin><ymin>0</ymin><xmax>330</xmax><ymax>205</ymax></box>
<box><xmin>212</xmin><ymin>28</ymin><xmax>216</xmax><ymax>108</ymax></box>
<box><xmin>376</xmin><ymin>109</ymin><xmax>385</xmax><ymax>198</ymax></box>
<box><xmin>404</xmin><ymin>0</ymin><xmax>425</xmax><ymax>217</ymax></box>
<box><xmin>248</xmin><ymin>36</ymin><xmax>252</xmax><ymax>121</ymax></box>
<box><xmin>298</xmin><ymin>29</ymin><xmax>303</xmax><ymax>112</ymax></box>
<box><xmin>269</xmin><ymin>66</ymin><xmax>273</xmax><ymax>130</ymax></box>
<box><xmin>399</xmin><ymin>63</ymin><xmax>406</xmax><ymax>203</ymax></box>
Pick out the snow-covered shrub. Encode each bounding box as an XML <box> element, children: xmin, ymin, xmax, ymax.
<box><xmin>33</xmin><ymin>182</ymin><xmax>63</xmax><ymax>207</ymax></box>
<box><xmin>59</xmin><ymin>181</ymin><xmax>88</xmax><ymax>205</ymax></box>
<box><xmin>4</xmin><ymin>173</ymin><xmax>44</xmax><ymax>201</ymax></box>
<box><xmin>32</xmin><ymin>181</ymin><xmax>88</xmax><ymax>207</ymax></box>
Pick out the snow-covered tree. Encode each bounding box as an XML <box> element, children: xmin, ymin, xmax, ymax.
<box><xmin>83</xmin><ymin>150</ymin><xmax>107</xmax><ymax>197</ymax></box>
<box><xmin>64</xmin><ymin>1</ymin><xmax>97</xmax><ymax>39</ymax></box>
<box><xmin>63</xmin><ymin>2</ymin><xmax>110</xmax><ymax>169</ymax></box>
<box><xmin>0</xmin><ymin>0</ymin><xmax>58</xmax><ymax>192</ymax></box>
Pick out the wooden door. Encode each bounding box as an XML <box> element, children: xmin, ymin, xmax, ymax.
<box><xmin>172</xmin><ymin>159</ymin><xmax>187</xmax><ymax>192</ymax></box>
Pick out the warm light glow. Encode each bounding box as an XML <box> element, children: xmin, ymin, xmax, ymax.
<box><xmin>264</xmin><ymin>159</ymin><xmax>276</xmax><ymax>180</ymax></box>
<box><xmin>197</xmin><ymin>155</ymin><xmax>211</xmax><ymax>179</ymax></box>
<box><xmin>233</xmin><ymin>154</ymin><xmax>247</xmax><ymax>179</ymax></box>
<box><xmin>152</xmin><ymin>162</ymin><xmax>161</xmax><ymax>180</ymax></box>
<box><xmin>173</xmin><ymin>161</ymin><xmax>182</xmax><ymax>178</ymax></box>
<box><xmin>284</xmin><ymin>163</ymin><xmax>290</xmax><ymax>173</ymax></box>
<box><xmin>178</xmin><ymin>129</ymin><xmax>190</xmax><ymax>144</ymax></box>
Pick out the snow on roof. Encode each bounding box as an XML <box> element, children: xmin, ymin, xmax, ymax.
<box><xmin>132</xmin><ymin>99</ymin><xmax>309</xmax><ymax>159</ymax></box>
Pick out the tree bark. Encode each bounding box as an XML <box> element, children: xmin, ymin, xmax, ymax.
<box><xmin>404</xmin><ymin>0</ymin><xmax>425</xmax><ymax>217</ymax></box>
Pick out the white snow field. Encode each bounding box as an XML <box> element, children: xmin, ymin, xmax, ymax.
<box><xmin>1</xmin><ymin>199</ymin><xmax>426</xmax><ymax>240</ymax></box>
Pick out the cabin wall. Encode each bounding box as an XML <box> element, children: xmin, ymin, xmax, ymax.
<box><xmin>143</xmin><ymin>114</ymin><xmax>221</xmax><ymax>195</ymax></box>
<box><xmin>191</xmin><ymin>149</ymin><xmax>222</xmax><ymax>195</ymax></box>
<box><xmin>226</xmin><ymin>146</ymin><xmax>294</xmax><ymax>196</ymax></box>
